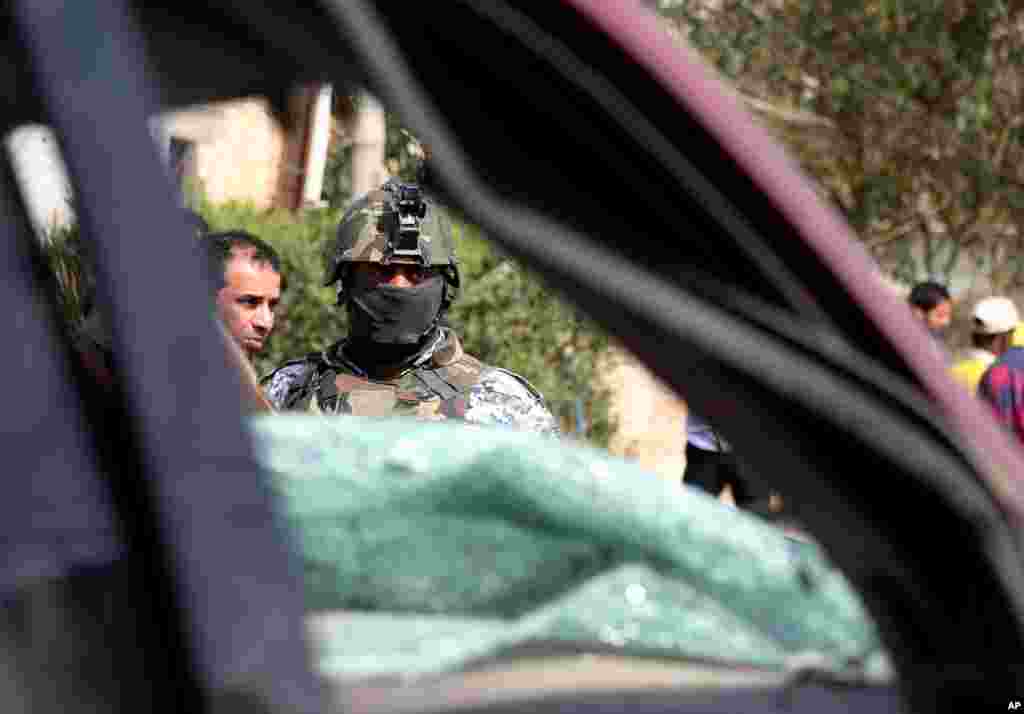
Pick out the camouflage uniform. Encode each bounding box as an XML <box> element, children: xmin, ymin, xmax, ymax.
<box><xmin>262</xmin><ymin>328</ymin><xmax>558</xmax><ymax>434</ymax></box>
<box><xmin>262</xmin><ymin>181</ymin><xmax>559</xmax><ymax>435</ymax></box>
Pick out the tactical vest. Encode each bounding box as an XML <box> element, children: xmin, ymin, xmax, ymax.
<box><xmin>298</xmin><ymin>332</ymin><xmax>485</xmax><ymax>419</ymax></box>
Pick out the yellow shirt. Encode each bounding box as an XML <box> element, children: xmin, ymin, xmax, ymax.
<box><xmin>950</xmin><ymin>349</ymin><xmax>996</xmax><ymax>394</ymax></box>
<box><xmin>1014</xmin><ymin>325</ymin><xmax>1024</xmax><ymax>348</ymax></box>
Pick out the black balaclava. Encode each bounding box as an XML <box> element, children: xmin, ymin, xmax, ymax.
<box><xmin>346</xmin><ymin>272</ymin><xmax>445</xmax><ymax>346</ymax></box>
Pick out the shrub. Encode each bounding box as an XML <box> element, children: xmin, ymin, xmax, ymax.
<box><xmin>447</xmin><ymin>222</ymin><xmax>614</xmax><ymax>444</ymax></box>
<box><xmin>200</xmin><ymin>202</ymin><xmax>614</xmax><ymax>443</ymax></box>
<box><xmin>43</xmin><ymin>200</ymin><xmax>614</xmax><ymax>445</ymax></box>
<box><xmin>44</xmin><ymin>221</ymin><xmax>88</xmax><ymax>331</ymax></box>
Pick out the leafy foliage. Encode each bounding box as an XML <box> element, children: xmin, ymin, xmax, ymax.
<box><xmin>199</xmin><ymin>201</ymin><xmax>614</xmax><ymax>444</ymax></box>
<box><xmin>42</xmin><ymin>195</ymin><xmax>613</xmax><ymax>444</ymax></box>
<box><xmin>44</xmin><ymin>221</ymin><xmax>88</xmax><ymax>330</ymax></box>
<box><xmin>658</xmin><ymin>0</ymin><xmax>1024</xmax><ymax>291</ymax></box>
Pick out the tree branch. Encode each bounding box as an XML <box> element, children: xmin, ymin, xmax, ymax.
<box><xmin>741</xmin><ymin>93</ymin><xmax>836</xmax><ymax>129</ymax></box>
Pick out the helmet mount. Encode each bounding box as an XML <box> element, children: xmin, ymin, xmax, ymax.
<box><xmin>327</xmin><ymin>180</ymin><xmax>460</xmax><ymax>309</ymax></box>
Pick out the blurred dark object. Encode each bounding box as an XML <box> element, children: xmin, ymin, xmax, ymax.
<box><xmin>684</xmin><ymin>444</ymin><xmax>771</xmax><ymax>507</ymax></box>
<box><xmin>0</xmin><ymin>1</ymin><xmax>1021</xmax><ymax>713</ymax></box>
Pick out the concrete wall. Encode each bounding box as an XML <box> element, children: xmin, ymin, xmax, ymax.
<box><xmin>7</xmin><ymin>98</ymin><xmax>302</xmax><ymax>237</ymax></box>
<box><xmin>160</xmin><ymin>98</ymin><xmax>292</xmax><ymax>209</ymax></box>
<box><xmin>602</xmin><ymin>347</ymin><xmax>688</xmax><ymax>482</ymax></box>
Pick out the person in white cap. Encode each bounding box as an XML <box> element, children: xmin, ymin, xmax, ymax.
<box><xmin>951</xmin><ymin>297</ymin><xmax>1020</xmax><ymax>393</ymax></box>
<box><xmin>979</xmin><ymin>299</ymin><xmax>1024</xmax><ymax>443</ymax></box>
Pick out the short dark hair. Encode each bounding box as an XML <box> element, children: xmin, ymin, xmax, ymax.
<box><xmin>199</xmin><ymin>230</ymin><xmax>286</xmax><ymax>292</ymax></box>
<box><xmin>908</xmin><ymin>281</ymin><xmax>950</xmax><ymax>311</ymax></box>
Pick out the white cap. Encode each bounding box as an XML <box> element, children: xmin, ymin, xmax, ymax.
<box><xmin>972</xmin><ymin>297</ymin><xmax>1020</xmax><ymax>335</ymax></box>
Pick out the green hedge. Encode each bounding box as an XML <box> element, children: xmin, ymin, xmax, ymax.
<box><xmin>201</xmin><ymin>202</ymin><xmax>613</xmax><ymax>443</ymax></box>
<box><xmin>45</xmin><ymin>201</ymin><xmax>613</xmax><ymax>444</ymax></box>
<box><xmin>446</xmin><ymin>221</ymin><xmax>613</xmax><ymax>444</ymax></box>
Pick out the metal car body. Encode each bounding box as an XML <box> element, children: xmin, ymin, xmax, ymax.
<box><xmin>0</xmin><ymin>1</ymin><xmax>1022</xmax><ymax>713</ymax></box>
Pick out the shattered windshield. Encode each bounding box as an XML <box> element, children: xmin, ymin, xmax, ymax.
<box><xmin>252</xmin><ymin>414</ymin><xmax>887</xmax><ymax>685</ymax></box>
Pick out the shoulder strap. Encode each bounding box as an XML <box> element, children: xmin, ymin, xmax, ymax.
<box><xmin>413</xmin><ymin>368</ymin><xmax>459</xmax><ymax>400</ymax></box>
<box><xmin>317</xmin><ymin>367</ymin><xmax>339</xmax><ymax>406</ymax></box>
<box><xmin>423</xmin><ymin>344</ymin><xmax>488</xmax><ymax>400</ymax></box>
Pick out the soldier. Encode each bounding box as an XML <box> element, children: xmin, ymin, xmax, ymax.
<box><xmin>262</xmin><ymin>180</ymin><xmax>558</xmax><ymax>434</ymax></box>
<box><xmin>74</xmin><ymin>209</ymin><xmax>209</xmax><ymax>391</ymax></box>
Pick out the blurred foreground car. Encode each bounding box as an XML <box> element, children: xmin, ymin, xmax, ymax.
<box><xmin>1</xmin><ymin>1</ymin><xmax>1023</xmax><ymax>713</ymax></box>
<box><xmin>255</xmin><ymin>415</ymin><xmax>885</xmax><ymax>680</ymax></box>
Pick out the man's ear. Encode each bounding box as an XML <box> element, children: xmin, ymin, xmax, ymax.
<box><xmin>1000</xmin><ymin>333</ymin><xmax>1015</xmax><ymax>354</ymax></box>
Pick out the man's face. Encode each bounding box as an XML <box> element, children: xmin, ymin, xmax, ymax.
<box><xmin>215</xmin><ymin>248</ymin><xmax>282</xmax><ymax>359</ymax></box>
<box><xmin>925</xmin><ymin>300</ymin><xmax>953</xmax><ymax>331</ymax></box>
<box><xmin>913</xmin><ymin>300</ymin><xmax>952</xmax><ymax>332</ymax></box>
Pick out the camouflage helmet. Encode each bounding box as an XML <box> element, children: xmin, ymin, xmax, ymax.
<box><xmin>324</xmin><ymin>180</ymin><xmax>458</xmax><ymax>288</ymax></box>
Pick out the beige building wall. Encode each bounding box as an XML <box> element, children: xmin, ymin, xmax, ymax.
<box><xmin>160</xmin><ymin>98</ymin><xmax>290</xmax><ymax>208</ymax></box>
<box><xmin>602</xmin><ymin>347</ymin><xmax>688</xmax><ymax>482</ymax></box>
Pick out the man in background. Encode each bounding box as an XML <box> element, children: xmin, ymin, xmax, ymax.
<box><xmin>951</xmin><ymin>297</ymin><xmax>1019</xmax><ymax>394</ymax></box>
<box><xmin>908</xmin><ymin>280</ymin><xmax>953</xmax><ymax>364</ymax></box>
<box><xmin>199</xmin><ymin>230</ymin><xmax>284</xmax><ymax>363</ymax></box>
<box><xmin>684</xmin><ymin>412</ymin><xmax>776</xmax><ymax>512</ymax></box>
<box><xmin>978</xmin><ymin>300</ymin><xmax>1024</xmax><ymax>444</ymax></box>
<box><xmin>908</xmin><ymin>281</ymin><xmax>952</xmax><ymax>336</ymax></box>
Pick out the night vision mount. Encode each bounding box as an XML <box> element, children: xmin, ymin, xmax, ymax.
<box><xmin>382</xmin><ymin>180</ymin><xmax>429</xmax><ymax>264</ymax></box>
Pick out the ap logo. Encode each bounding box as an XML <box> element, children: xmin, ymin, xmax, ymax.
<box><xmin>1009</xmin><ymin>701</ymin><xmax>1022</xmax><ymax>710</ymax></box>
